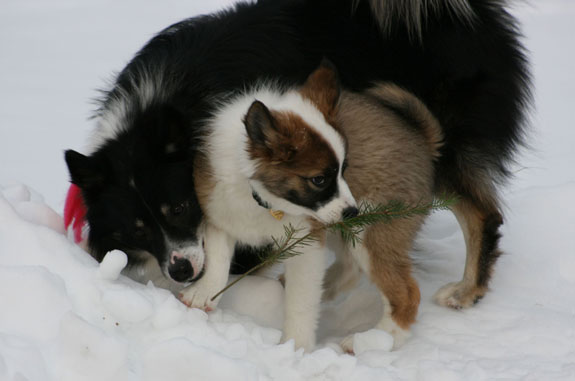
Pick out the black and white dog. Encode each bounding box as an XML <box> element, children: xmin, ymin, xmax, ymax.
<box><xmin>65</xmin><ymin>0</ymin><xmax>531</xmax><ymax>349</ymax></box>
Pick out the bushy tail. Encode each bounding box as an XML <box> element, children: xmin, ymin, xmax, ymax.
<box><xmin>367</xmin><ymin>84</ymin><xmax>444</xmax><ymax>159</ymax></box>
<box><xmin>356</xmin><ymin>0</ymin><xmax>476</xmax><ymax>39</ymax></box>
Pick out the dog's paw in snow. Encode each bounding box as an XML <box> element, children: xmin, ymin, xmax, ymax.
<box><xmin>341</xmin><ymin>326</ymin><xmax>408</xmax><ymax>355</ymax></box>
<box><xmin>280</xmin><ymin>330</ymin><xmax>316</xmax><ymax>353</ymax></box>
<box><xmin>178</xmin><ymin>278</ymin><xmax>225</xmax><ymax>312</ymax></box>
<box><xmin>434</xmin><ymin>281</ymin><xmax>486</xmax><ymax>309</ymax></box>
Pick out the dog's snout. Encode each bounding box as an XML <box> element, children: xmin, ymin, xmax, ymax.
<box><xmin>168</xmin><ymin>251</ymin><xmax>195</xmax><ymax>282</ymax></box>
<box><xmin>342</xmin><ymin>206</ymin><xmax>359</xmax><ymax>220</ymax></box>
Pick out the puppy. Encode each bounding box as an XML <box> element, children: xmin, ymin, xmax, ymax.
<box><xmin>184</xmin><ymin>63</ymin><xmax>356</xmax><ymax>351</ymax></box>
<box><xmin>183</xmin><ymin>61</ymin><xmax>444</xmax><ymax>351</ymax></box>
<box><xmin>324</xmin><ymin>84</ymin><xmax>443</xmax><ymax>350</ymax></box>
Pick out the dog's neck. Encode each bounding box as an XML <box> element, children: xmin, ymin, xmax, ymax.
<box><xmin>250</xmin><ymin>186</ymin><xmax>285</xmax><ymax>221</ymax></box>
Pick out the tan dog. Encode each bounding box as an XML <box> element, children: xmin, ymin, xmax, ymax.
<box><xmin>324</xmin><ymin>83</ymin><xmax>443</xmax><ymax>351</ymax></box>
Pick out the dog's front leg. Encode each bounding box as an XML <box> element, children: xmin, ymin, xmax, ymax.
<box><xmin>281</xmin><ymin>240</ymin><xmax>326</xmax><ymax>352</ymax></box>
<box><xmin>179</xmin><ymin>224</ymin><xmax>234</xmax><ymax>311</ymax></box>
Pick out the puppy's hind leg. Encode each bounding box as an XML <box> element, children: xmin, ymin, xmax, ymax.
<box><xmin>340</xmin><ymin>223</ymin><xmax>421</xmax><ymax>353</ymax></box>
<box><xmin>434</xmin><ymin>195</ymin><xmax>503</xmax><ymax>309</ymax></box>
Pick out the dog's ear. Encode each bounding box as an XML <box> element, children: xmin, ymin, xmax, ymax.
<box><xmin>300</xmin><ymin>59</ymin><xmax>341</xmax><ymax>120</ymax></box>
<box><xmin>244</xmin><ymin>100</ymin><xmax>297</xmax><ymax>163</ymax></box>
<box><xmin>244</xmin><ymin>100</ymin><xmax>276</xmax><ymax>148</ymax></box>
<box><xmin>65</xmin><ymin>150</ymin><xmax>106</xmax><ymax>190</ymax></box>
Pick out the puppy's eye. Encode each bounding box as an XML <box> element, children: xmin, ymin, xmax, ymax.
<box><xmin>310</xmin><ymin>176</ymin><xmax>326</xmax><ymax>187</ymax></box>
<box><xmin>342</xmin><ymin>160</ymin><xmax>348</xmax><ymax>173</ymax></box>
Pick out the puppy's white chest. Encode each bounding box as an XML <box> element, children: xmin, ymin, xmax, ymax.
<box><xmin>207</xmin><ymin>182</ymin><xmax>306</xmax><ymax>246</ymax></box>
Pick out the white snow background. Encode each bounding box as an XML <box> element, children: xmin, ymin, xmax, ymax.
<box><xmin>1</xmin><ymin>0</ymin><xmax>575</xmax><ymax>380</ymax></box>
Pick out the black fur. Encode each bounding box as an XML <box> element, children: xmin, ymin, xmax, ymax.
<box><xmin>477</xmin><ymin>212</ymin><xmax>504</xmax><ymax>287</ymax></box>
<box><xmin>65</xmin><ymin>0</ymin><xmax>531</xmax><ymax>286</ymax></box>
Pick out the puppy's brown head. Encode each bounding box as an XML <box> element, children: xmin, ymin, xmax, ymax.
<box><xmin>244</xmin><ymin>62</ymin><xmax>357</xmax><ymax>223</ymax></box>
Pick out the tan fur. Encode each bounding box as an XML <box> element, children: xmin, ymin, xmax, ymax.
<box><xmin>433</xmin><ymin>198</ymin><xmax>496</xmax><ymax>308</ymax></box>
<box><xmin>325</xmin><ymin>84</ymin><xmax>442</xmax><ymax>331</ymax></box>
<box><xmin>193</xmin><ymin>150</ymin><xmax>216</xmax><ymax>221</ymax></box>
<box><xmin>299</xmin><ymin>61</ymin><xmax>341</xmax><ymax>126</ymax></box>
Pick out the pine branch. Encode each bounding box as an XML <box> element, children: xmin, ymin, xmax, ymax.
<box><xmin>211</xmin><ymin>196</ymin><xmax>457</xmax><ymax>301</ymax></box>
<box><xmin>328</xmin><ymin>197</ymin><xmax>455</xmax><ymax>247</ymax></box>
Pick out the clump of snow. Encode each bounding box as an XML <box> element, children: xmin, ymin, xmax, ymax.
<box><xmin>1</xmin><ymin>0</ymin><xmax>575</xmax><ymax>380</ymax></box>
<box><xmin>352</xmin><ymin>329</ymin><xmax>394</xmax><ymax>355</ymax></box>
<box><xmin>98</xmin><ymin>250</ymin><xmax>128</xmax><ymax>281</ymax></box>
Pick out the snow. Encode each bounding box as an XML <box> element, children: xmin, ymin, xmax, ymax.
<box><xmin>1</xmin><ymin>0</ymin><xmax>575</xmax><ymax>380</ymax></box>
<box><xmin>98</xmin><ymin>251</ymin><xmax>128</xmax><ymax>281</ymax></box>
<box><xmin>352</xmin><ymin>330</ymin><xmax>395</xmax><ymax>355</ymax></box>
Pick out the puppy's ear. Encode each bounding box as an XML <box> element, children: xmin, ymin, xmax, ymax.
<box><xmin>244</xmin><ymin>100</ymin><xmax>282</xmax><ymax>148</ymax></box>
<box><xmin>300</xmin><ymin>59</ymin><xmax>341</xmax><ymax>120</ymax></box>
<box><xmin>64</xmin><ymin>150</ymin><xmax>105</xmax><ymax>190</ymax></box>
<box><xmin>244</xmin><ymin>100</ymin><xmax>297</xmax><ymax>163</ymax></box>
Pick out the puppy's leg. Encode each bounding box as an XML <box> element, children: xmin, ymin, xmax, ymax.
<box><xmin>281</xmin><ymin>240</ymin><xmax>326</xmax><ymax>352</ymax></box>
<box><xmin>179</xmin><ymin>224</ymin><xmax>234</xmax><ymax>311</ymax></box>
<box><xmin>434</xmin><ymin>196</ymin><xmax>503</xmax><ymax>309</ymax></box>
<box><xmin>323</xmin><ymin>235</ymin><xmax>361</xmax><ymax>301</ymax></box>
<box><xmin>341</xmin><ymin>224</ymin><xmax>421</xmax><ymax>353</ymax></box>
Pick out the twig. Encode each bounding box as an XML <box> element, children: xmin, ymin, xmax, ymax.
<box><xmin>210</xmin><ymin>196</ymin><xmax>456</xmax><ymax>301</ymax></box>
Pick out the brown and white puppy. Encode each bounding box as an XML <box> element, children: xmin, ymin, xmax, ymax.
<box><xmin>323</xmin><ymin>84</ymin><xmax>444</xmax><ymax>351</ymax></box>
<box><xmin>184</xmin><ymin>63</ymin><xmax>357</xmax><ymax>351</ymax></box>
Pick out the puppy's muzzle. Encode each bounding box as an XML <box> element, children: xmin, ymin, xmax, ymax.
<box><xmin>342</xmin><ymin>206</ymin><xmax>359</xmax><ymax>220</ymax></box>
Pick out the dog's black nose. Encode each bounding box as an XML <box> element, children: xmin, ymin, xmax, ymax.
<box><xmin>342</xmin><ymin>206</ymin><xmax>359</xmax><ymax>220</ymax></box>
<box><xmin>168</xmin><ymin>257</ymin><xmax>194</xmax><ymax>282</ymax></box>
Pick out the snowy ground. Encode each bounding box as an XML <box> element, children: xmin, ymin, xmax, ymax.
<box><xmin>1</xmin><ymin>0</ymin><xmax>575</xmax><ymax>380</ymax></box>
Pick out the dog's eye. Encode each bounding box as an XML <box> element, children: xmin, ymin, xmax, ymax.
<box><xmin>342</xmin><ymin>160</ymin><xmax>348</xmax><ymax>173</ymax></box>
<box><xmin>172</xmin><ymin>202</ymin><xmax>187</xmax><ymax>216</ymax></box>
<box><xmin>310</xmin><ymin>176</ymin><xmax>326</xmax><ymax>187</ymax></box>
<box><xmin>134</xmin><ymin>228</ymin><xmax>147</xmax><ymax>240</ymax></box>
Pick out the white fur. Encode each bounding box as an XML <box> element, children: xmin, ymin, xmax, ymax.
<box><xmin>196</xmin><ymin>86</ymin><xmax>357</xmax><ymax>351</ymax></box>
<box><xmin>315</xmin><ymin>176</ymin><xmax>356</xmax><ymax>224</ymax></box>
<box><xmin>179</xmin><ymin>224</ymin><xmax>234</xmax><ymax>311</ymax></box>
<box><xmin>86</xmin><ymin>69</ymin><xmax>171</xmax><ymax>153</ymax></box>
<box><xmin>281</xmin><ymin>241</ymin><xmax>326</xmax><ymax>352</ymax></box>
<box><xmin>340</xmin><ymin>293</ymin><xmax>410</xmax><ymax>353</ymax></box>
<box><xmin>375</xmin><ymin>293</ymin><xmax>410</xmax><ymax>348</ymax></box>
<box><xmin>161</xmin><ymin>223</ymin><xmax>206</xmax><ymax>281</ymax></box>
<box><xmin>348</xmin><ymin>231</ymin><xmax>371</xmax><ymax>275</ymax></box>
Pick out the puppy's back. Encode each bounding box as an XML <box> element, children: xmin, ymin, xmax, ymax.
<box><xmin>338</xmin><ymin>84</ymin><xmax>442</xmax><ymax>202</ymax></box>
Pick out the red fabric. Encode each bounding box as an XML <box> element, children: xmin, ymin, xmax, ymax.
<box><xmin>64</xmin><ymin>184</ymin><xmax>87</xmax><ymax>243</ymax></box>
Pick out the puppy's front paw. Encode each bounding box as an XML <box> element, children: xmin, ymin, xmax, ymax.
<box><xmin>280</xmin><ymin>330</ymin><xmax>316</xmax><ymax>353</ymax></box>
<box><xmin>340</xmin><ymin>335</ymin><xmax>355</xmax><ymax>354</ymax></box>
<box><xmin>178</xmin><ymin>278</ymin><xmax>224</xmax><ymax>312</ymax></box>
